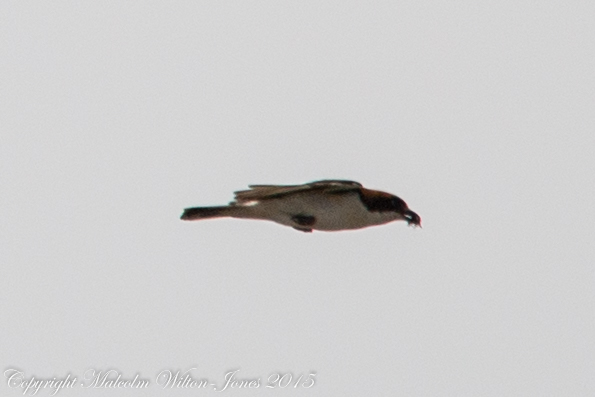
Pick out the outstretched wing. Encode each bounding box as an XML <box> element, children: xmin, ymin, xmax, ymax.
<box><xmin>233</xmin><ymin>179</ymin><xmax>362</xmax><ymax>203</ymax></box>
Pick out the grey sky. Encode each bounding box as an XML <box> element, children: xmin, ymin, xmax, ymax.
<box><xmin>1</xmin><ymin>1</ymin><xmax>594</xmax><ymax>396</ymax></box>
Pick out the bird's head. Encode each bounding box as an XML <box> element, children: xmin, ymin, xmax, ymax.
<box><xmin>404</xmin><ymin>209</ymin><xmax>421</xmax><ymax>228</ymax></box>
<box><xmin>390</xmin><ymin>196</ymin><xmax>421</xmax><ymax>228</ymax></box>
<box><xmin>359</xmin><ymin>189</ymin><xmax>422</xmax><ymax>228</ymax></box>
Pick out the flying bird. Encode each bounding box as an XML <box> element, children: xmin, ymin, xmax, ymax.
<box><xmin>180</xmin><ymin>180</ymin><xmax>421</xmax><ymax>233</ymax></box>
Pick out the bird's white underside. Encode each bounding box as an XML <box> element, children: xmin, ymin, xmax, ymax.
<box><xmin>227</xmin><ymin>191</ymin><xmax>404</xmax><ymax>231</ymax></box>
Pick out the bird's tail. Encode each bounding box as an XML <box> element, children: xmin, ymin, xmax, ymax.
<box><xmin>180</xmin><ymin>205</ymin><xmax>246</xmax><ymax>221</ymax></box>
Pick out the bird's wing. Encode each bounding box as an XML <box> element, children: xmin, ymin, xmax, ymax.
<box><xmin>233</xmin><ymin>180</ymin><xmax>362</xmax><ymax>203</ymax></box>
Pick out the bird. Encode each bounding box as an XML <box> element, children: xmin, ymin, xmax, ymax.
<box><xmin>180</xmin><ymin>179</ymin><xmax>421</xmax><ymax>233</ymax></box>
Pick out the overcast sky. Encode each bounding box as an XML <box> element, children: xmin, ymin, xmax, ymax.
<box><xmin>2</xmin><ymin>1</ymin><xmax>594</xmax><ymax>396</ymax></box>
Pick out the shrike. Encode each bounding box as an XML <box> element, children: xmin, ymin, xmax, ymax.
<box><xmin>181</xmin><ymin>180</ymin><xmax>421</xmax><ymax>233</ymax></box>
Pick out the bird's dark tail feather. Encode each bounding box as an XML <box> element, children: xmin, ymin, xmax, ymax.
<box><xmin>180</xmin><ymin>206</ymin><xmax>231</xmax><ymax>221</ymax></box>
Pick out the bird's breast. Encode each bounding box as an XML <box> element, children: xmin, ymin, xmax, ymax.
<box><xmin>256</xmin><ymin>192</ymin><xmax>401</xmax><ymax>231</ymax></box>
